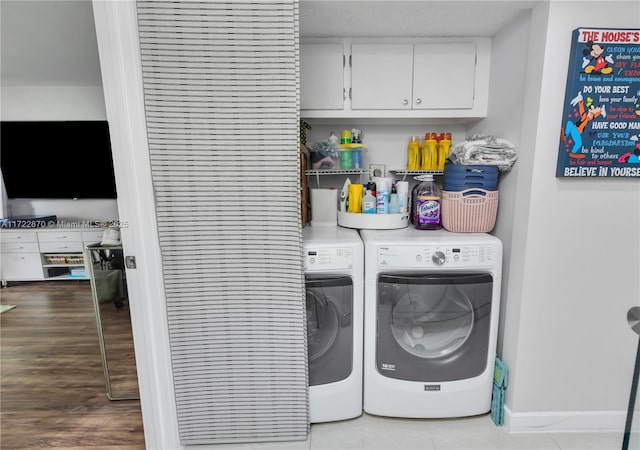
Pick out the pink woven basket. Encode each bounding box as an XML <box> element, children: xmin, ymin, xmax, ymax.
<box><xmin>441</xmin><ymin>189</ymin><xmax>499</xmax><ymax>233</ymax></box>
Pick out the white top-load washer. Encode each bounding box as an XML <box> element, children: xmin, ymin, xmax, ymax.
<box><xmin>359</xmin><ymin>228</ymin><xmax>502</xmax><ymax>418</ymax></box>
<box><xmin>303</xmin><ymin>225</ymin><xmax>364</xmax><ymax>423</ymax></box>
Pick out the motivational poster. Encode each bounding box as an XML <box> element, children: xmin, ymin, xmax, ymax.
<box><xmin>556</xmin><ymin>27</ymin><xmax>640</xmax><ymax>178</ymax></box>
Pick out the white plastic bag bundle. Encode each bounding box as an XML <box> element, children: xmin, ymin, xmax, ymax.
<box><xmin>448</xmin><ymin>134</ymin><xmax>517</xmax><ymax>172</ymax></box>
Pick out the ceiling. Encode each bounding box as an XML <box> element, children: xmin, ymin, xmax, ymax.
<box><xmin>1</xmin><ymin>0</ymin><xmax>102</xmax><ymax>87</ymax></box>
<box><xmin>0</xmin><ymin>0</ymin><xmax>537</xmax><ymax>87</ymax></box>
<box><xmin>299</xmin><ymin>1</ymin><xmax>537</xmax><ymax>38</ymax></box>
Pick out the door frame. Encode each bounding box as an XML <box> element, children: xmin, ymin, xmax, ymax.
<box><xmin>92</xmin><ymin>2</ymin><xmax>180</xmax><ymax>448</ymax></box>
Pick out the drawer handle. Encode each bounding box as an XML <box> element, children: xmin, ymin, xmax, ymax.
<box><xmin>55</xmin><ymin>236</ymin><xmax>68</xmax><ymax>239</ymax></box>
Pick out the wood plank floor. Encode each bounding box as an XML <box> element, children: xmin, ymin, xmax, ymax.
<box><xmin>1</xmin><ymin>281</ymin><xmax>146</xmax><ymax>450</ymax></box>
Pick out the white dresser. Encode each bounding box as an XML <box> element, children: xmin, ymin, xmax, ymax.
<box><xmin>0</xmin><ymin>227</ymin><xmax>106</xmax><ymax>285</ymax></box>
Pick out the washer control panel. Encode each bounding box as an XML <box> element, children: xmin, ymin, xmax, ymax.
<box><xmin>304</xmin><ymin>246</ymin><xmax>353</xmax><ymax>271</ymax></box>
<box><xmin>378</xmin><ymin>244</ymin><xmax>497</xmax><ymax>268</ymax></box>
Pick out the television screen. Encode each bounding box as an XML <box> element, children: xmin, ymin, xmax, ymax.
<box><xmin>0</xmin><ymin>121</ymin><xmax>117</xmax><ymax>199</ymax></box>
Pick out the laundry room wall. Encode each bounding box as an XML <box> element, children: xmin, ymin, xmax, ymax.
<box><xmin>1</xmin><ymin>86</ymin><xmax>106</xmax><ymax>120</ymax></box>
<box><xmin>466</xmin><ymin>7</ymin><xmax>535</xmax><ymax>361</ymax></box>
<box><xmin>499</xmin><ymin>0</ymin><xmax>640</xmax><ymax>432</ymax></box>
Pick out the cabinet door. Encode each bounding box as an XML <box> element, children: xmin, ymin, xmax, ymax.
<box><xmin>413</xmin><ymin>43</ymin><xmax>476</xmax><ymax>110</ymax></box>
<box><xmin>300</xmin><ymin>43</ymin><xmax>345</xmax><ymax>110</ymax></box>
<box><xmin>350</xmin><ymin>44</ymin><xmax>413</xmax><ymax>110</ymax></box>
<box><xmin>1</xmin><ymin>253</ymin><xmax>44</xmax><ymax>281</ymax></box>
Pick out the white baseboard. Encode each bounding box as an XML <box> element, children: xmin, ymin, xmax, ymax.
<box><xmin>504</xmin><ymin>406</ymin><xmax>627</xmax><ymax>433</ymax></box>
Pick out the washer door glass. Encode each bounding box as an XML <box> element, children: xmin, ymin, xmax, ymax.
<box><xmin>391</xmin><ymin>285</ymin><xmax>473</xmax><ymax>358</ymax></box>
<box><xmin>306</xmin><ymin>275</ymin><xmax>353</xmax><ymax>386</ymax></box>
<box><xmin>377</xmin><ymin>272</ymin><xmax>494</xmax><ymax>382</ymax></box>
<box><xmin>307</xmin><ymin>289</ymin><xmax>340</xmax><ymax>361</ymax></box>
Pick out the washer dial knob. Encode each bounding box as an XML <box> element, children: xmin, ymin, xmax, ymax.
<box><xmin>432</xmin><ymin>251</ymin><xmax>446</xmax><ymax>265</ymax></box>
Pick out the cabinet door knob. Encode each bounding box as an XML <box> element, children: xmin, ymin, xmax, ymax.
<box><xmin>402</xmin><ymin>99</ymin><xmax>409</xmax><ymax>105</ymax></box>
<box><xmin>415</xmin><ymin>98</ymin><xmax>422</xmax><ymax>104</ymax></box>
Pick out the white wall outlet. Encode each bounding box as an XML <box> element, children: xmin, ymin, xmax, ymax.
<box><xmin>369</xmin><ymin>164</ymin><xmax>386</xmax><ymax>178</ymax></box>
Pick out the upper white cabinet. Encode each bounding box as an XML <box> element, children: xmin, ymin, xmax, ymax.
<box><xmin>412</xmin><ymin>43</ymin><xmax>477</xmax><ymax>110</ymax></box>
<box><xmin>351</xmin><ymin>43</ymin><xmax>477</xmax><ymax>110</ymax></box>
<box><xmin>300</xmin><ymin>38</ymin><xmax>491</xmax><ymax>120</ymax></box>
<box><xmin>300</xmin><ymin>43</ymin><xmax>344</xmax><ymax>110</ymax></box>
<box><xmin>350</xmin><ymin>44</ymin><xmax>414</xmax><ymax>110</ymax></box>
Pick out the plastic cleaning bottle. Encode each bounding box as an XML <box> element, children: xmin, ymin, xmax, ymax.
<box><xmin>437</xmin><ymin>132</ymin><xmax>452</xmax><ymax>171</ymax></box>
<box><xmin>339</xmin><ymin>178</ymin><xmax>351</xmax><ymax>212</ymax></box>
<box><xmin>395</xmin><ymin>181</ymin><xmax>409</xmax><ymax>214</ymax></box>
<box><xmin>423</xmin><ymin>132</ymin><xmax>438</xmax><ymax>170</ymax></box>
<box><xmin>362</xmin><ymin>189</ymin><xmax>376</xmax><ymax>214</ymax></box>
<box><xmin>367</xmin><ymin>181</ymin><xmax>377</xmax><ymax>199</ymax></box>
<box><xmin>413</xmin><ymin>174</ymin><xmax>441</xmax><ymax>230</ymax></box>
<box><xmin>407</xmin><ymin>136</ymin><xmax>420</xmax><ymax>170</ymax></box>
<box><xmin>376</xmin><ymin>178</ymin><xmax>390</xmax><ymax>214</ymax></box>
<box><xmin>389</xmin><ymin>193</ymin><xmax>400</xmax><ymax>214</ymax></box>
<box><xmin>347</xmin><ymin>183</ymin><xmax>363</xmax><ymax>213</ymax></box>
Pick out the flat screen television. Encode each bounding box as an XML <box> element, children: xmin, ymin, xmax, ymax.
<box><xmin>0</xmin><ymin>121</ymin><xmax>117</xmax><ymax>199</ymax></box>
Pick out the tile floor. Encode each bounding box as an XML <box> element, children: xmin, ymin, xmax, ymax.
<box><xmin>225</xmin><ymin>412</ymin><xmax>635</xmax><ymax>450</ymax></box>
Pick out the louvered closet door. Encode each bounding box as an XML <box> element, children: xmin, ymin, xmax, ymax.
<box><xmin>136</xmin><ymin>1</ymin><xmax>307</xmax><ymax>445</ymax></box>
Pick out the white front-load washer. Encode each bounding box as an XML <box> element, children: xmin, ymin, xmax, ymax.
<box><xmin>303</xmin><ymin>225</ymin><xmax>364</xmax><ymax>423</ymax></box>
<box><xmin>360</xmin><ymin>228</ymin><xmax>502</xmax><ymax>418</ymax></box>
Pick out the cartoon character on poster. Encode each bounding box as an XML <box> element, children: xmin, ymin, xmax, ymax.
<box><xmin>582</xmin><ymin>41</ymin><xmax>614</xmax><ymax>74</ymax></box>
<box><xmin>560</xmin><ymin>91</ymin><xmax>606</xmax><ymax>159</ymax></box>
<box><xmin>618</xmin><ymin>139</ymin><xmax>640</xmax><ymax>164</ymax></box>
